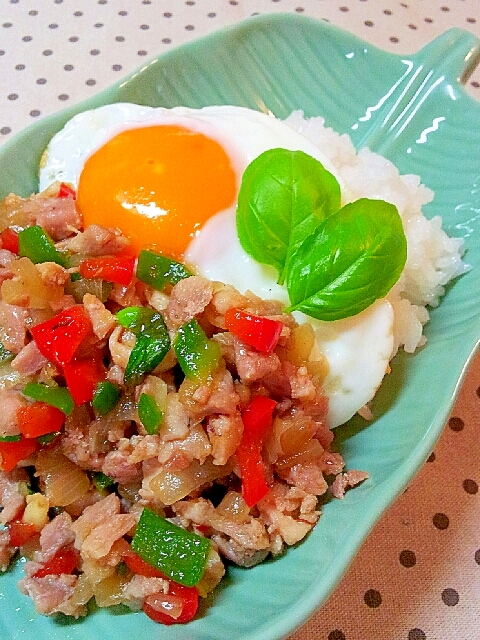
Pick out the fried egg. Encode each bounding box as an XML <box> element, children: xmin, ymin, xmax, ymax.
<box><xmin>39</xmin><ymin>104</ymin><xmax>340</xmax><ymax>258</ymax></box>
<box><xmin>39</xmin><ymin>103</ymin><xmax>395</xmax><ymax>427</ymax></box>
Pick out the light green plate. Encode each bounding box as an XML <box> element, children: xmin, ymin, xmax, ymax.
<box><xmin>0</xmin><ymin>13</ymin><xmax>479</xmax><ymax>640</ymax></box>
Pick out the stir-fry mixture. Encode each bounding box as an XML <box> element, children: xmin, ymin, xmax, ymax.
<box><xmin>0</xmin><ymin>182</ymin><xmax>368</xmax><ymax>623</ymax></box>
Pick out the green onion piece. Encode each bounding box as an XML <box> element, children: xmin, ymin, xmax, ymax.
<box><xmin>0</xmin><ymin>341</ymin><xmax>14</xmax><ymax>365</ymax></box>
<box><xmin>173</xmin><ymin>319</ymin><xmax>221</xmax><ymax>382</ymax></box>
<box><xmin>138</xmin><ymin>393</ymin><xmax>163</xmax><ymax>435</ymax></box>
<box><xmin>37</xmin><ymin>431</ymin><xmax>61</xmax><ymax>445</ymax></box>
<box><xmin>22</xmin><ymin>382</ymin><xmax>74</xmax><ymax>415</ymax></box>
<box><xmin>136</xmin><ymin>250</ymin><xmax>192</xmax><ymax>291</ymax></box>
<box><xmin>0</xmin><ymin>434</ymin><xmax>22</xmax><ymax>442</ymax></box>
<box><xmin>131</xmin><ymin>507</ymin><xmax>210</xmax><ymax>587</ymax></box>
<box><xmin>18</xmin><ymin>225</ymin><xmax>68</xmax><ymax>267</ymax></box>
<box><xmin>92</xmin><ymin>381</ymin><xmax>120</xmax><ymax>416</ymax></box>
<box><xmin>91</xmin><ymin>471</ymin><xmax>116</xmax><ymax>491</ymax></box>
<box><xmin>116</xmin><ymin>307</ymin><xmax>171</xmax><ymax>387</ymax></box>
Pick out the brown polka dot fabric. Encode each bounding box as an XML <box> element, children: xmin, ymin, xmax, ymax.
<box><xmin>0</xmin><ymin>2</ymin><xmax>479</xmax><ymax>639</ymax></box>
<box><xmin>0</xmin><ymin>0</ymin><xmax>479</xmax><ymax>141</ymax></box>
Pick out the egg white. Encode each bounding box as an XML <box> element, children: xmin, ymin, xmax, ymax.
<box><xmin>39</xmin><ymin>103</ymin><xmax>341</xmax><ymax>192</ymax></box>
<box><xmin>40</xmin><ymin>103</ymin><xmax>395</xmax><ymax>428</ymax></box>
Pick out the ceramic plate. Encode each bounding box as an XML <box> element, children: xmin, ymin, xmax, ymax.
<box><xmin>0</xmin><ymin>13</ymin><xmax>479</xmax><ymax>640</ymax></box>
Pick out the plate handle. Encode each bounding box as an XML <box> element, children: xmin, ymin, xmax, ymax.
<box><xmin>413</xmin><ymin>28</ymin><xmax>480</xmax><ymax>85</ymax></box>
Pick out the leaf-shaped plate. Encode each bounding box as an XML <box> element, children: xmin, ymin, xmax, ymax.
<box><xmin>0</xmin><ymin>13</ymin><xmax>479</xmax><ymax>640</ymax></box>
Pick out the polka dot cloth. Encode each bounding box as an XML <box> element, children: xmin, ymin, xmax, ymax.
<box><xmin>0</xmin><ymin>0</ymin><xmax>479</xmax><ymax>140</ymax></box>
<box><xmin>0</xmin><ymin>2</ymin><xmax>479</xmax><ymax>639</ymax></box>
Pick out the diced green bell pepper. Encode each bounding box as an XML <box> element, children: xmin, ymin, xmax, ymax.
<box><xmin>173</xmin><ymin>319</ymin><xmax>221</xmax><ymax>382</ymax></box>
<box><xmin>91</xmin><ymin>471</ymin><xmax>116</xmax><ymax>491</ymax></box>
<box><xmin>22</xmin><ymin>382</ymin><xmax>74</xmax><ymax>416</ymax></box>
<box><xmin>0</xmin><ymin>434</ymin><xmax>21</xmax><ymax>442</ymax></box>
<box><xmin>92</xmin><ymin>380</ymin><xmax>121</xmax><ymax>416</ymax></box>
<box><xmin>131</xmin><ymin>507</ymin><xmax>210</xmax><ymax>587</ymax></box>
<box><xmin>37</xmin><ymin>431</ymin><xmax>61</xmax><ymax>445</ymax></box>
<box><xmin>136</xmin><ymin>250</ymin><xmax>192</xmax><ymax>291</ymax></box>
<box><xmin>138</xmin><ymin>392</ymin><xmax>163</xmax><ymax>435</ymax></box>
<box><xmin>116</xmin><ymin>307</ymin><xmax>171</xmax><ymax>387</ymax></box>
<box><xmin>18</xmin><ymin>226</ymin><xmax>68</xmax><ymax>267</ymax></box>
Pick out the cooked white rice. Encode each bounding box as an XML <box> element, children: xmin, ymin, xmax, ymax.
<box><xmin>284</xmin><ymin>111</ymin><xmax>468</xmax><ymax>355</ymax></box>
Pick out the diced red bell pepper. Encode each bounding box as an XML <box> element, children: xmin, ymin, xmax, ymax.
<box><xmin>123</xmin><ymin>547</ymin><xmax>199</xmax><ymax>625</ymax></box>
<box><xmin>8</xmin><ymin>520</ymin><xmax>38</xmax><ymax>547</ymax></box>
<box><xmin>30</xmin><ymin>306</ymin><xmax>92</xmax><ymax>367</ymax></box>
<box><xmin>143</xmin><ymin>582</ymin><xmax>199</xmax><ymax>625</ymax></box>
<box><xmin>235</xmin><ymin>396</ymin><xmax>277</xmax><ymax>508</ymax></box>
<box><xmin>33</xmin><ymin>548</ymin><xmax>78</xmax><ymax>578</ymax></box>
<box><xmin>79</xmin><ymin>256</ymin><xmax>136</xmax><ymax>286</ymax></box>
<box><xmin>57</xmin><ymin>182</ymin><xmax>76</xmax><ymax>199</ymax></box>
<box><xmin>241</xmin><ymin>395</ymin><xmax>277</xmax><ymax>439</ymax></box>
<box><xmin>63</xmin><ymin>353</ymin><xmax>106</xmax><ymax>406</ymax></box>
<box><xmin>224</xmin><ymin>308</ymin><xmax>283</xmax><ymax>354</ymax></box>
<box><xmin>0</xmin><ymin>438</ymin><xmax>39</xmax><ymax>472</ymax></box>
<box><xmin>123</xmin><ymin>549</ymin><xmax>166</xmax><ymax>579</ymax></box>
<box><xmin>17</xmin><ymin>401</ymin><xmax>66</xmax><ymax>439</ymax></box>
<box><xmin>0</xmin><ymin>227</ymin><xmax>19</xmax><ymax>254</ymax></box>
<box><xmin>235</xmin><ymin>436</ymin><xmax>270</xmax><ymax>508</ymax></box>
<box><xmin>195</xmin><ymin>524</ymin><xmax>210</xmax><ymax>534</ymax></box>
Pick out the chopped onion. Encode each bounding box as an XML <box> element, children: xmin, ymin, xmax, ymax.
<box><xmin>35</xmin><ymin>448</ymin><xmax>91</xmax><ymax>506</ymax></box>
<box><xmin>149</xmin><ymin>457</ymin><xmax>232</xmax><ymax>505</ymax></box>
<box><xmin>66</xmin><ymin>277</ymin><xmax>112</xmax><ymax>304</ymax></box>
<box><xmin>0</xmin><ymin>362</ymin><xmax>31</xmax><ymax>390</ymax></box>
<box><xmin>66</xmin><ymin>574</ymin><xmax>95</xmax><ymax>608</ymax></box>
<box><xmin>215</xmin><ymin>491</ymin><xmax>249</xmax><ymax>524</ymax></box>
<box><xmin>275</xmin><ymin>438</ymin><xmax>325</xmax><ymax>472</ymax></box>
<box><xmin>1</xmin><ymin>257</ymin><xmax>63</xmax><ymax>309</ymax></box>
<box><xmin>279</xmin><ymin>418</ymin><xmax>317</xmax><ymax>457</ymax></box>
<box><xmin>93</xmin><ymin>573</ymin><xmax>130</xmax><ymax>607</ymax></box>
<box><xmin>285</xmin><ymin>323</ymin><xmax>315</xmax><ymax>366</ymax></box>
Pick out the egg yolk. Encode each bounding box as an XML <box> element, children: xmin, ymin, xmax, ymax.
<box><xmin>76</xmin><ymin>125</ymin><xmax>237</xmax><ymax>259</ymax></box>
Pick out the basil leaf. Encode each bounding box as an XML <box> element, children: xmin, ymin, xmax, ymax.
<box><xmin>236</xmin><ymin>148</ymin><xmax>341</xmax><ymax>284</ymax></box>
<box><xmin>286</xmin><ymin>198</ymin><xmax>407</xmax><ymax>321</ymax></box>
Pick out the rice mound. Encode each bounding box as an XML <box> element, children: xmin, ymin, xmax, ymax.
<box><xmin>284</xmin><ymin>111</ymin><xmax>468</xmax><ymax>355</ymax></box>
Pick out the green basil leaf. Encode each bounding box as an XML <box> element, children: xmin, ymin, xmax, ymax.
<box><xmin>286</xmin><ymin>198</ymin><xmax>407</xmax><ymax>321</ymax></box>
<box><xmin>236</xmin><ymin>148</ymin><xmax>341</xmax><ymax>284</ymax></box>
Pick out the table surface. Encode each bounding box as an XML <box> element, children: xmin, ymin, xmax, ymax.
<box><xmin>1</xmin><ymin>2</ymin><xmax>479</xmax><ymax>640</ymax></box>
